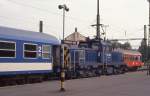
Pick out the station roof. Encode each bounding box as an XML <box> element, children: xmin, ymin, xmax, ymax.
<box><xmin>0</xmin><ymin>26</ymin><xmax>60</xmax><ymax>45</ymax></box>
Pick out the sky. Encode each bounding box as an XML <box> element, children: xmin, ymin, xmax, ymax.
<box><xmin>0</xmin><ymin>0</ymin><xmax>149</xmax><ymax>49</ymax></box>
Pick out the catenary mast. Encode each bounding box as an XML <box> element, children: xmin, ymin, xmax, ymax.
<box><xmin>96</xmin><ymin>0</ymin><xmax>101</xmax><ymax>39</ymax></box>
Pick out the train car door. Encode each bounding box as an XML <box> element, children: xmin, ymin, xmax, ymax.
<box><xmin>78</xmin><ymin>50</ymin><xmax>85</xmax><ymax>66</ymax></box>
<box><xmin>72</xmin><ymin>49</ymin><xmax>85</xmax><ymax>71</ymax></box>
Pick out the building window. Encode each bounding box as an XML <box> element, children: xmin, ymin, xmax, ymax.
<box><xmin>0</xmin><ymin>41</ymin><xmax>16</xmax><ymax>58</ymax></box>
<box><xmin>24</xmin><ymin>43</ymin><xmax>37</xmax><ymax>58</ymax></box>
<box><xmin>42</xmin><ymin>45</ymin><xmax>51</xmax><ymax>59</ymax></box>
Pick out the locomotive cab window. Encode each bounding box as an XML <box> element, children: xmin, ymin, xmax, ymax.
<box><xmin>24</xmin><ymin>43</ymin><xmax>37</xmax><ymax>58</ymax></box>
<box><xmin>42</xmin><ymin>45</ymin><xmax>52</xmax><ymax>59</ymax></box>
<box><xmin>0</xmin><ymin>41</ymin><xmax>16</xmax><ymax>58</ymax></box>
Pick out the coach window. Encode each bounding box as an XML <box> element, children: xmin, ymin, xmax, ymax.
<box><xmin>42</xmin><ymin>45</ymin><xmax>52</xmax><ymax>59</ymax></box>
<box><xmin>0</xmin><ymin>41</ymin><xmax>16</xmax><ymax>58</ymax></box>
<box><xmin>24</xmin><ymin>43</ymin><xmax>37</xmax><ymax>58</ymax></box>
<box><xmin>138</xmin><ymin>56</ymin><xmax>141</xmax><ymax>61</ymax></box>
<box><xmin>131</xmin><ymin>56</ymin><xmax>134</xmax><ymax>61</ymax></box>
<box><xmin>135</xmin><ymin>56</ymin><xmax>138</xmax><ymax>61</ymax></box>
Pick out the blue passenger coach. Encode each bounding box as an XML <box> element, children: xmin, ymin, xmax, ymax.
<box><xmin>0</xmin><ymin>26</ymin><xmax>60</xmax><ymax>76</ymax></box>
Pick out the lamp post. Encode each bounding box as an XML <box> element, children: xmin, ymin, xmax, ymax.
<box><xmin>58</xmin><ymin>4</ymin><xmax>69</xmax><ymax>42</ymax></box>
<box><xmin>58</xmin><ymin>4</ymin><xmax>69</xmax><ymax>91</ymax></box>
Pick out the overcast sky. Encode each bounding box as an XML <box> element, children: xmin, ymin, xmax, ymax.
<box><xmin>0</xmin><ymin>0</ymin><xmax>149</xmax><ymax>48</ymax></box>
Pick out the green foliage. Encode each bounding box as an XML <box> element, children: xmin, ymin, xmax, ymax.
<box><xmin>121</xmin><ymin>42</ymin><xmax>132</xmax><ymax>49</ymax></box>
<box><xmin>138</xmin><ymin>39</ymin><xmax>149</xmax><ymax>62</ymax></box>
<box><xmin>111</xmin><ymin>41</ymin><xmax>132</xmax><ymax>50</ymax></box>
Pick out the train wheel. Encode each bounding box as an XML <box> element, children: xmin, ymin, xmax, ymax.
<box><xmin>106</xmin><ymin>67</ymin><xmax>114</xmax><ymax>75</ymax></box>
<box><xmin>113</xmin><ymin>67</ymin><xmax>120</xmax><ymax>75</ymax></box>
<box><xmin>95</xmin><ymin>69</ymin><xmax>101</xmax><ymax>76</ymax></box>
<box><xmin>119</xmin><ymin>67</ymin><xmax>126</xmax><ymax>74</ymax></box>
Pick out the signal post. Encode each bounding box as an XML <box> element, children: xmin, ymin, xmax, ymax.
<box><xmin>60</xmin><ymin>44</ymin><xmax>65</xmax><ymax>91</ymax></box>
<box><xmin>60</xmin><ymin>44</ymin><xmax>70</xmax><ymax>91</ymax></box>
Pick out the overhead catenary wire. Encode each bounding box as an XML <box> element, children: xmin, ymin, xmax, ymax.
<box><xmin>3</xmin><ymin>0</ymin><xmax>97</xmax><ymax>38</ymax></box>
<box><xmin>6</xmin><ymin>0</ymin><xmax>91</xmax><ymax>24</ymax></box>
<box><xmin>0</xmin><ymin>15</ymin><xmax>60</xmax><ymax>34</ymax></box>
<box><xmin>1</xmin><ymin>0</ymin><xmax>145</xmax><ymax>43</ymax></box>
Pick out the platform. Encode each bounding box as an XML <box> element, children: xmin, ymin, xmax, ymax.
<box><xmin>0</xmin><ymin>71</ymin><xmax>149</xmax><ymax>96</ymax></box>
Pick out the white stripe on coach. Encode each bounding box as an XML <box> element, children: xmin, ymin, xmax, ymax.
<box><xmin>0</xmin><ymin>63</ymin><xmax>52</xmax><ymax>72</ymax></box>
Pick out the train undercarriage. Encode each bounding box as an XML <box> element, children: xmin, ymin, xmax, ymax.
<box><xmin>0</xmin><ymin>64</ymin><xmax>141</xmax><ymax>87</ymax></box>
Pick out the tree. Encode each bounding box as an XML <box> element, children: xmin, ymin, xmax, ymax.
<box><xmin>138</xmin><ymin>39</ymin><xmax>148</xmax><ymax>61</ymax></box>
<box><xmin>111</xmin><ymin>41</ymin><xmax>122</xmax><ymax>50</ymax></box>
<box><xmin>121</xmin><ymin>42</ymin><xmax>132</xmax><ymax>50</ymax></box>
<box><xmin>138</xmin><ymin>39</ymin><xmax>150</xmax><ymax>62</ymax></box>
<box><xmin>139</xmin><ymin>39</ymin><xmax>145</xmax><ymax>61</ymax></box>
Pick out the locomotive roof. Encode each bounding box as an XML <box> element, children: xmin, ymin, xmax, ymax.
<box><xmin>114</xmin><ymin>49</ymin><xmax>141</xmax><ymax>56</ymax></box>
<box><xmin>0</xmin><ymin>26</ymin><xmax>60</xmax><ymax>45</ymax></box>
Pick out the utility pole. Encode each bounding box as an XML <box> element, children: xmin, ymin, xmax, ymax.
<box><xmin>147</xmin><ymin>0</ymin><xmax>150</xmax><ymax>75</ymax></box>
<box><xmin>91</xmin><ymin>0</ymin><xmax>101</xmax><ymax>39</ymax></box>
<box><xmin>96</xmin><ymin>0</ymin><xmax>106</xmax><ymax>74</ymax></box>
<box><xmin>96</xmin><ymin>0</ymin><xmax>100</xmax><ymax>39</ymax></box>
<box><xmin>144</xmin><ymin>25</ymin><xmax>147</xmax><ymax>62</ymax></box>
<box><xmin>91</xmin><ymin>0</ymin><xmax>107</xmax><ymax>74</ymax></box>
<box><xmin>148</xmin><ymin>0</ymin><xmax>150</xmax><ymax>46</ymax></box>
